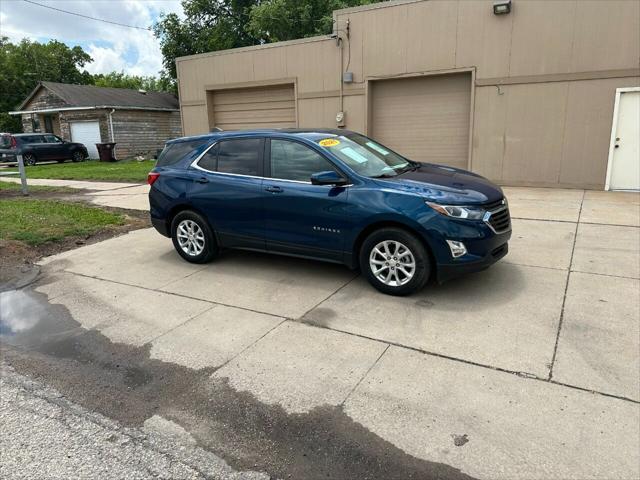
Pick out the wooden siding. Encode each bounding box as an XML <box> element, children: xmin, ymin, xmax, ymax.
<box><xmin>112</xmin><ymin>110</ymin><xmax>182</xmax><ymax>159</ymax></box>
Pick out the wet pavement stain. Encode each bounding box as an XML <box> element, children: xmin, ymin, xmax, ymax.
<box><xmin>1</xmin><ymin>288</ymin><xmax>478</xmax><ymax>480</ymax></box>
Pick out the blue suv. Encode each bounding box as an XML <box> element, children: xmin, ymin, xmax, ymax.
<box><xmin>148</xmin><ymin>129</ymin><xmax>511</xmax><ymax>296</ymax></box>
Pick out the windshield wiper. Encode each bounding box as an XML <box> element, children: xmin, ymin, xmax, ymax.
<box><xmin>371</xmin><ymin>173</ymin><xmax>397</xmax><ymax>179</ymax></box>
<box><xmin>395</xmin><ymin>162</ymin><xmax>420</xmax><ymax>175</ymax></box>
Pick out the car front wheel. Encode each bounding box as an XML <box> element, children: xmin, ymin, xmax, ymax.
<box><xmin>170</xmin><ymin>210</ymin><xmax>217</xmax><ymax>264</ymax></box>
<box><xmin>359</xmin><ymin>228</ymin><xmax>431</xmax><ymax>296</ymax></box>
<box><xmin>72</xmin><ymin>151</ymin><xmax>85</xmax><ymax>162</ymax></box>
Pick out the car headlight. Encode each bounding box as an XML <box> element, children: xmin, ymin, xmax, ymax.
<box><xmin>426</xmin><ymin>202</ymin><xmax>486</xmax><ymax>220</ymax></box>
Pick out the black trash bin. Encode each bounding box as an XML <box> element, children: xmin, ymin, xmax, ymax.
<box><xmin>96</xmin><ymin>142</ymin><xmax>117</xmax><ymax>162</ymax></box>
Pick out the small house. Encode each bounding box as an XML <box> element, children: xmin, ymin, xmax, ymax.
<box><xmin>11</xmin><ymin>81</ymin><xmax>182</xmax><ymax>159</ymax></box>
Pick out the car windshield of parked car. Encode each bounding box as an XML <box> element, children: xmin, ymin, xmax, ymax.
<box><xmin>316</xmin><ymin>133</ymin><xmax>413</xmax><ymax>178</ymax></box>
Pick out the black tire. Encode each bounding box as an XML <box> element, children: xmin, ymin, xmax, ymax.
<box><xmin>72</xmin><ymin>151</ymin><xmax>85</xmax><ymax>162</ymax></box>
<box><xmin>359</xmin><ymin>228</ymin><xmax>431</xmax><ymax>296</ymax></box>
<box><xmin>170</xmin><ymin>210</ymin><xmax>218</xmax><ymax>264</ymax></box>
<box><xmin>22</xmin><ymin>153</ymin><xmax>37</xmax><ymax>166</ymax></box>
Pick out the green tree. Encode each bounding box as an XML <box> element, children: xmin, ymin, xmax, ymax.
<box><xmin>153</xmin><ymin>0</ymin><xmax>381</xmax><ymax>81</ymax></box>
<box><xmin>92</xmin><ymin>71</ymin><xmax>174</xmax><ymax>93</ymax></box>
<box><xmin>154</xmin><ymin>0</ymin><xmax>260</xmax><ymax>80</ymax></box>
<box><xmin>247</xmin><ymin>0</ymin><xmax>378</xmax><ymax>43</ymax></box>
<box><xmin>0</xmin><ymin>37</ymin><xmax>93</xmax><ymax>132</ymax></box>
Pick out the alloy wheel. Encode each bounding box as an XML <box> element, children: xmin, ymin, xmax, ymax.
<box><xmin>176</xmin><ymin>219</ymin><xmax>205</xmax><ymax>257</ymax></box>
<box><xmin>369</xmin><ymin>240</ymin><xmax>416</xmax><ymax>287</ymax></box>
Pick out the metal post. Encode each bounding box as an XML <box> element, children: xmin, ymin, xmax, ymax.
<box><xmin>16</xmin><ymin>154</ymin><xmax>28</xmax><ymax>196</ymax></box>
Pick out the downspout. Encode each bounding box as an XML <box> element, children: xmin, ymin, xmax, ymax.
<box><xmin>108</xmin><ymin>108</ymin><xmax>116</xmax><ymax>159</ymax></box>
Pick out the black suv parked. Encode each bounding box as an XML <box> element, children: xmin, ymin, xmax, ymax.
<box><xmin>0</xmin><ymin>133</ymin><xmax>88</xmax><ymax>165</ymax></box>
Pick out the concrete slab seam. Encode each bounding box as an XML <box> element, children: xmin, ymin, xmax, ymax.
<box><xmin>546</xmin><ymin>189</ymin><xmax>583</xmax><ymax>382</ymax></box>
<box><xmin>293</xmin><ymin>320</ymin><xmax>640</xmax><ymax>405</ymax></box>
<box><xmin>61</xmin><ymin>270</ymin><xmax>289</xmax><ymax>321</ymax></box>
<box><xmin>297</xmin><ymin>272</ymin><xmax>361</xmax><ymax>320</ymax></box>
<box><xmin>339</xmin><ymin>344</ymin><xmax>391</xmax><ymax>408</ymax></box>
<box><xmin>143</xmin><ymin>304</ymin><xmax>220</xmax><ymax>346</ymax></box>
<box><xmin>568</xmin><ymin>269</ymin><xmax>640</xmax><ymax>281</ymax></box>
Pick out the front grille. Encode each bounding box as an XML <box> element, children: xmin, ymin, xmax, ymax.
<box><xmin>484</xmin><ymin>198</ymin><xmax>511</xmax><ymax>233</ymax></box>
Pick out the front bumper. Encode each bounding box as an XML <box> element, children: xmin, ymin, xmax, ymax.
<box><xmin>437</xmin><ymin>241</ymin><xmax>509</xmax><ymax>283</ymax></box>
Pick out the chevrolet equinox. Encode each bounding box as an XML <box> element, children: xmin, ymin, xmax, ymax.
<box><xmin>148</xmin><ymin>129</ymin><xmax>511</xmax><ymax>296</ymax></box>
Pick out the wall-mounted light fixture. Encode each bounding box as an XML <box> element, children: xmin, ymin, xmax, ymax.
<box><xmin>493</xmin><ymin>0</ymin><xmax>512</xmax><ymax>15</ymax></box>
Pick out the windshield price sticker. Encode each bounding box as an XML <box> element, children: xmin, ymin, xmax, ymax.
<box><xmin>319</xmin><ymin>138</ymin><xmax>340</xmax><ymax>147</ymax></box>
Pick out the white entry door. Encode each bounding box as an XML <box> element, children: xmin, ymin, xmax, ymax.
<box><xmin>608</xmin><ymin>90</ymin><xmax>639</xmax><ymax>191</ymax></box>
<box><xmin>70</xmin><ymin>121</ymin><xmax>101</xmax><ymax>159</ymax></box>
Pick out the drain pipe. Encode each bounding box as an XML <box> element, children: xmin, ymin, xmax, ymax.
<box><xmin>108</xmin><ymin>108</ymin><xmax>116</xmax><ymax>159</ymax></box>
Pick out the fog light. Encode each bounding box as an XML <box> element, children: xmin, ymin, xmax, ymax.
<box><xmin>446</xmin><ymin>240</ymin><xmax>467</xmax><ymax>258</ymax></box>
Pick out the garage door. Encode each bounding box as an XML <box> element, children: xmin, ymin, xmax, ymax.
<box><xmin>371</xmin><ymin>73</ymin><xmax>472</xmax><ymax>169</ymax></box>
<box><xmin>211</xmin><ymin>84</ymin><xmax>296</xmax><ymax>130</ymax></box>
<box><xmin>70</xmin><ymin>121</ymin><xmax>101</xmax><ymax>159</ymax></box>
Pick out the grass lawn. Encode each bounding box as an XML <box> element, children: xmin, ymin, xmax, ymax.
<box><xmin>0</xmin><ymin>182</ymin><xmax>76</xmax><ymax>194</ymax></box>
<box><xmin>0</xmin><ymin>199</ymin><xmax>125</xmax><ymax>245</ymax></box>
<box><xmin>3</xmin><ymin>159</ymin><xmax>155</xmax><ymax>183</ymax></box>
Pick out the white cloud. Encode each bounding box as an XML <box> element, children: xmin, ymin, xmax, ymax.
<box><xmin>0</xmin><ymin>0</ymin><xmax>184</xmax><ymax>76</ymax></box>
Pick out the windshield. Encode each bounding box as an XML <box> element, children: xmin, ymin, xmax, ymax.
<box><xmin>316</xmin><ymin>133</ymin><xmax>415</xmax><ymax>178</ymax></box>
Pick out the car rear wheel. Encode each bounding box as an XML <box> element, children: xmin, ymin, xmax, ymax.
<box><xmin>171</xmin><ymin>211</ymin><xmax>217</xmax><ymax>264</ymax></box>
<box><xmin>22</xmin><ymin>153</ymin><xmax>37</xmax><ymax>166</ymax></box>
<box><xmin>72</xmin><ymin>151</ymin><xmax>85</xmax><ymax>162</ymax></box>
<box><xmin>359</xmin><ymin>228</ymin><xmax>431</xmax><ymax>296</ymax></box>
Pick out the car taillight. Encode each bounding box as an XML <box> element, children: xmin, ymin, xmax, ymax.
<box><xmin>10</xmin><ymin>136</ymin><xmax>17</xmax><ymax>149</ymax></box>
<box><xmin>147</xmin><ymin>172</ymin><xmax>160</xmax><ymax>186</ymax></box>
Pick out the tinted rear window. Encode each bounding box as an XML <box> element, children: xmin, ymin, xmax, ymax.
<box><xmin>0</xmin><ymin>135</ymin><xmax>11</xmax><ymax>148</ymax></box>
<box><xmin>157</xmin><ymin>139</ymin><xmax>208</xmax><ymax>167</ymax></box>
<box><xmin>19</xmin><ymin>135</ymin><xmax>44</xmax><ymax>144</ymax></box>
<box><xmin>217</xmin><ymin>138</ymin><xmax>262</xmax><ymax>176</ymax></box>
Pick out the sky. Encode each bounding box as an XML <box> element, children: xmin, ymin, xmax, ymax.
<box><xmin>0</xmin><ymin>0</ymin><xmax>185</xmax><ymax>77</ymax></box>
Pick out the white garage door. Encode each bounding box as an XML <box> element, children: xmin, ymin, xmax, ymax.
<box><xmin>371</xmin><ymin>73</ymin><xmax>472</xmax><ymax>169</ymax></box>
<box><xmin>211</xmin><ymin>84</ymin><xmax>296</xmax><ymax>130</ymax></box>
<box><xmin>70</xmin><ymin>121</ymin><xmax>101</xmax><ymax>159</ymax></box>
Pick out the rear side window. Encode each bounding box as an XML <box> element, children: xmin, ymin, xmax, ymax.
<box><xmin>217</xmin><ymin>138</ymin><xmax>262</xmax><ymax>176</ymax></box>
<box><xmin>157</xmin><ymin>139</ymin><xmax>208</xmax><ymax>167</ymax></box>
<box><xmin>198</xmin><ymin>144</ymin><xmax>218</xmax><ymax>171</ymax></box>
<box><xmin>21</xmin><ymin>135</ymin><xmax>43</xmax><ymax>144</ymax></box>
<box><xmin>270</xmin><ymin>139</ymin><xmax>335</xmax><ymax>182</ymax></box>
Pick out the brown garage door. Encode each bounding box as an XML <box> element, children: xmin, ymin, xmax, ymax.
<box><xmin>371</xmin><ymin>73</ymin><xmax>471</xmax><ymax>169</ymax></box>
<box><xmin>211</xmin><ymin>84</ymin><xmax>296</xmax><ymax>130</ymax></box>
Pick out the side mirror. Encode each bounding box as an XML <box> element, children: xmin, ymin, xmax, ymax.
<box><xmin>310</xmin><ymin>170</ymin><xmax>348</xmax><ymax>186</ymax></box>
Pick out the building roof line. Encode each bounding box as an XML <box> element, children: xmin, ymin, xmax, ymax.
<box><xmin>9</xmin><ymin>105</ymin><xmax>180</xmax><ymax>115</ymax></box>
<box><xmin>175</xmin><ymin>34</ymin><xmax>334</xmax><ymax>63</ymax></box>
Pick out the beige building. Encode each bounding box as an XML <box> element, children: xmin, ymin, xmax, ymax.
<box><xmin>176</xmin><ymin>0</ymin><xmax>640</xmax><ymax>190</ymax></box>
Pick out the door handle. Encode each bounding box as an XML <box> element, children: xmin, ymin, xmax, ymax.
<box><xmin>265</xmin><ymin>186</ymin><xmax>283</xmax><ymax>193</ymax></box>
<box><xmin>195</xmin><ymin>177</ymin><xmax>209</xmax><ymax>184</ymax></box>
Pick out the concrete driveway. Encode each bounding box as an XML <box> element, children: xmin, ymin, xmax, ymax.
<box><xmin>2</xmin><ymin>187</ymin><xmax>639</xmax><ymax>479</ymax></box>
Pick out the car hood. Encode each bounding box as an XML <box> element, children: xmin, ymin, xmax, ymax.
<box><xmin>372</xmin><ymin>163</ymin><xmax>504</xmax><ymax>205</ymax></box>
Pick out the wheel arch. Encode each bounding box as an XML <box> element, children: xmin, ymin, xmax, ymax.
<box><xmin>167</xmin><ymin>203</ymin><xmax>218</xmax><ymax>241</ymax></box>
<box><xmin>351</xmin><ymin>219</ymin><xmax>436</xmax><ymax>271</ymax></box>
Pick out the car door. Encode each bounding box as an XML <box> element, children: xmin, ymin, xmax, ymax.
<box><xmin>43</xmin><ymin>135</ymin><xmax>67</xmax><ymax>160</ymax></box>
<box><xmin>263</xmin><ymin>138</ymin><xmax>351</xmax><ymax>262</ymax></box>
<box><xmin>25</xmin><ymin>135</ymin><xmax>49</xmax><ymax>160</ymax></box>
<box><xmin>188</xmin><ymin>137</ymin><xmax>266</xmax><ymax>250</ymax></box>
